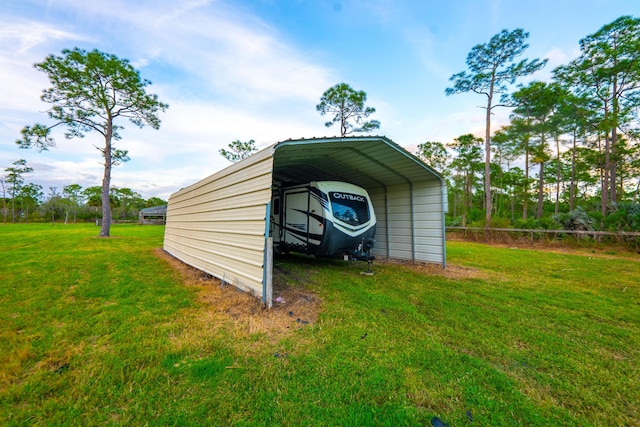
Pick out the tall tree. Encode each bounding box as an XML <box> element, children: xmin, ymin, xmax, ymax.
<box><xmin>316</xmin><ymin>83</ymin><xmax>380</xmax><ymax>137</ymax></box>
<box><xmin>513</xmin><ymin>82</ymin><xmax>560</xmax><ymax>219</ymax></box>
<box><xmin>83</xmin><ymin>186</ymin><xmax>102</xmax><ymax>221</ymax></box>
<box><xmin>62</xmin><ymin>184</ymin><xmax>83</xmax><ymax>224</ymax></box>
<box><xmin>4</xmin><ymin>159</ymin><xmax>33</xmax><ymax>223</ymax></box>
<box><xmin>616</xmin><ymin>136</ymin><xmax>640</xmax><ymax>200</ymax></box>
<box><xmin>446</xmin><ymin>29</ymin><xmax>546</xmax><ymax>226</ymax></box>
<box><xmin>46</xmin><ymin>187</ymin><xmax>60</xmax><ymax>223</ymax></box>
<box><xmin>16</xmin><ymin>48</ymin><xmax>168</xmax><ymax>237</ymax></box>
<box><xmin>554</xmin><ymin>16</ymin><xmax>640</xmax><ymax>215</ymax></box>
<box><xmin>505</xmin><ymin>121</ymin><xmax>534</xmax><ymax>220</ymax></box>
<box><xmin>145</xmin><ymin>196</ymin><xmax>167</xmax><ymax>208</ymax></box>
<box><xmin>552</xmin><ymin>87</ymin><xmax>598</xmax><ymax>211</ymax></box>
<box><xmin>502</xmin><ymin>167</ymin><xmax>527</xmax><ymax>221</ymax></box>
<box><xmin>20</xmin><ymin>183</ymin><xmax>43</xmax><ymax>223</ymax></box>
<box><xmin>219</xmin><ymin>139</ymin><xmax>257</xmax><ymax>163</ymax></box>
<box><xmin>542</xmin><ymin>83</ymin><xmax>567</xmax><ymax>217</ymax></box>
<box><xmin>113</xmin><ymin>187</ymin><xmax>140</xmax><ymax>220</ymax></box>
<box><xmin>509</xmin><ymin>82</ymin><xmax>554</xmax><ymax>220</ymax></box>
<box><xmin>0</xmin><ymin>178</ymin><xmax>7</xmax><ymax>223</ymax></box>
<box><xmin>448</xmin><ymin>134</ymin><xmax>483</xmax><ymax>226</ymax></box>
<box><xmin>415</xmin><ymin>141</ymin><xmax>449</xmax><ymax>174</ymax></box>
<box><xmin>491</xmin><ymin>128</ymin><xmax>520</xmax><ymax>218</ymax></box>
<box><xmin>583</xmin><ymin>16</ymin><xmax>640</xmax><ymax>205</ymax></box>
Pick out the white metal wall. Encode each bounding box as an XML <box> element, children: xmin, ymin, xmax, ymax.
<box><xmin>413</xmin><ymin>180</ymin><xmax>445</xmax><ymax>263</ymax></box>
<box><xmin>163</xmin><ymin>148</ymin><xmax>274</xmax><ymax>298</ymax></box>
<box><xmin>370</xmin><ymin>180</ymin><xmax>444</xmax><ymax>264</ymax></box>
<box><xmin>386</xmin><ymin>184</ymin><xmax>413</xmax><ymax>259</ymax></box>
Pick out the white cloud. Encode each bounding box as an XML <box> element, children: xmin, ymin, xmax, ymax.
<box><xmin>0</xmin><ymin>19</ymin><xmax>89</xmax><ymax>54</ymax></box>
<box><xmin>0</xmin><ymin>1</ymin><xmax>337</xmax><ymax>200</ymax></box>
<box><xmin>0</xmin><ymin>18</ymin><xmax>89</xmax><ymax>113</ymax></box>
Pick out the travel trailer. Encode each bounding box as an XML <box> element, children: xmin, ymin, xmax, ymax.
<box><xmin>271</xmin><ymin>181</ymin><xmax>376</xmax><ymax>258</ymax></box>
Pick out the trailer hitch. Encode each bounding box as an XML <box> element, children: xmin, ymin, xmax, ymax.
<box><xmin>350</xmin><ymin>237</ymin><xmax>375</xmax><ymax>261</ymax></box>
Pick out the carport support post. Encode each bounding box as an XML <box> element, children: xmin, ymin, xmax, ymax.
<box><xmin>441</xmin><ymin>182</ymin><xmax>447</xmax><ymax>269</ymax></box>
<box><xmin>263</xmin><ymin>202</ymin><xmax>273</xmax><ymax>308</ymax></box>
<box><xmin>264</xmin><ymin>237</ymin><xmax>273</xmax><ymax>308</ymax></box>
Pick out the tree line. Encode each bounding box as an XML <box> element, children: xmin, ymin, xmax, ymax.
<box><xmin>1</xmin><ymin>159</ymin><xmax>166</xmax><ymax>224</ymax></box>
<box><xmin>13</xmin><ymin>15</ymin><xmax>639</xmax><ymax>234</ymax></box>
<box><xmin>420</xmin><ymin>15</ymin><xmax>640</xmax><ymax>232</ymax></box>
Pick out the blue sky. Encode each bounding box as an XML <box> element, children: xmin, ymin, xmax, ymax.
<box><xmin>1</xmin><ymin>0</ymin><xmax>637</xmax><ymax>200</ymax></box>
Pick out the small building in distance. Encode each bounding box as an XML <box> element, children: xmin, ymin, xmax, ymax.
<box><xmin>139</xmin><ymin>205</ymin><xmax>167</xmax><ymax>225</ymax></box>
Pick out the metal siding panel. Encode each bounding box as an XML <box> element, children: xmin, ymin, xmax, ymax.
<box><xmin>387</xmin><ymin>227</ymin><xmax>413</xmax><ymax>237</ymax></box>
<box><xmin>170</xmin><ymin>173</ymin><xmax>273</xmax><ymax>211</ymax></box>
<box><xmin>167</xmin><ymin>220</ymin><xmax>265</xmax><ymax>235</ymax></box>
<box><xmin>387</xmin><ymin>245</ymin><xmax>413</xmax><ymax>259</ymax></box>
<box><xmin>164</xmin><ymin>153</ymin><xmax>273</xmax><ymax>298</ymax></box>
<box><xmin>415</xmin><ymin>237</ymin><xmax>445</xmax><ymax>248</ymax></box>
<box><xmin>414</xmin><ymin>210</ymin><xmax>442</xmax><ymax>222</ymax></box>
<box><xmin>165</xmin><ymin>229</ymin><xmax>265</xmax><ymax>252</ymax></box>
<box><xmin>385</xmin><ymin>185</ymin><xmax>413</xmax><ymax>261</ymax></box>
<box><xmin>388</xmin><ymin>213</ymin><xmax>414</xmax><ymax>222</ymax></box>
<box><xmin>412</xmin><ymin>181</ymin><xmax>444</xmax><ymax>264</ymax></box>
<box><xmin>411</xmin><ymin>250</ymin><xmax>443</xmax><ymax>264</ymax></box>
<box><xmin>413</xmin><ymin>195</ymin><xmax>441</xmax><ymax>205</ymax></box>
<box><xmin>164</xmin><ymin>244</ymin><xmax>264</xmax><ymax>293</ymax></box>
<box><xmin>414</xmin><ymin>220</ymin><xmax>444</xmax><ymax>230</ymax></box>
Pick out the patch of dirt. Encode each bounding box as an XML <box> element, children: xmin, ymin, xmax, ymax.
<box><xmin>415</xmin><ymin>263</ymin><xmax>488</xmax><ymax>280</ymax></box>
<box><xmin>155</xmin><ymin>248</ymin><xmax>321</xmax><ymax>340</ymax></box>
<box><xmin>376</xmin><ymin>258</ymin><xmax>489</xmax><ymax>280</ymax></box>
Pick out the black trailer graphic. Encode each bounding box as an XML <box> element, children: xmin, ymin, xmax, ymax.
<box><xmin>271</xmin><ymin>181</ymin><xmax>376</xmax><ymax>258</ymax></box>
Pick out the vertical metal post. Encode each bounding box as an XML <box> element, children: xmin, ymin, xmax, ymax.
<box><xmin>385</xmin><ymin>187</ymin><xmax>390</xmax><ymax>259</ymax></box>
<box><xmin>265</xmin><ymin>237</ymin><xmax>273</xmax><ymax>308</ymax></box>
<box><xmin>441</xmin><ymin>183</ymin><xmax>447</xmax><ymax>269</ymax></box>
<box><xmin>410</xmin><ymin>183</ymin><xmax>415</xmax><ymax>263</ymax></box>
<box><xmin>263</xmin><ymin>203</ymin><xmax>272</xmax><ymax>308</ymax></box>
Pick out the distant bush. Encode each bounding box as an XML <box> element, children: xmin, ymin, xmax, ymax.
<box><xmin>554</xmin><ymin>207</ymin><xmax>595</xmax><ymax>231</ymax></box>
<box><xmin>512</xmin><ymin>217</ymin><xmax>555</xmax><ymax>230</ymax></box>
<box><xmin>604</xmin><ymin>203</ymin><xmax>640</xmax><ymax>232</ymax></box>
<box><xmin>445</xmin><ymin>216</ymin><xmax>462</xmax><ymax>227</ymax></box>
<box><xmin>489</xmin><ymin>216</ymin><xmax>512</xmax><ymax>228</ymax></box>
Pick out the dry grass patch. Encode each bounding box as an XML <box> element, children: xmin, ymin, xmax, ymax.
<box><xmin>155</xmin><ymin>249</ymin><xmax>321</xmax><ymax>344</ymax></box>
<box><xmin>377</xmin><ymin>258</ymin><xmax>489</xmax><ymax>281</ymax></box>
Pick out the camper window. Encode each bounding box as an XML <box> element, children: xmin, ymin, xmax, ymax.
<box><xmin>329</xmin><ymin>192</ymin><xmax>370</xmax><ymax>226</ymax></box>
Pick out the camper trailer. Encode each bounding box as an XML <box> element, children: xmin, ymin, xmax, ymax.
<box><xmin>271</xmin><ymin>181</ymin><xmax>376</xmax><ymax>258</ymax></box>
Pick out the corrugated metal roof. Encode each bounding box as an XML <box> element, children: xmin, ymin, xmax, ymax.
<box><xmin>272</xmin><ymin>136</ymin><xmax>441</xmax><ymax>189</ymax></box>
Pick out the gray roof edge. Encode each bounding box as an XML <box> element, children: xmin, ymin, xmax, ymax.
<box><xmin>140</xmin><ymin>205</ymin><xmax>168</xmax><ymax>213</ymax></box>
<box><xmin>274</xmin><ymin>136</ymin><xmax>443</xmax><ymax>182</ymax></box>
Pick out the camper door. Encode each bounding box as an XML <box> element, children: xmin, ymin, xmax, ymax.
<box><xmin>283</xmin><ymin>189</ymin><xmax>310</xmax><ymax>250</ymax></box>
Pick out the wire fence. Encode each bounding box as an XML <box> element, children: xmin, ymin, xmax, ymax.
<box><xmin>446</xmin><ymin>226</ymin><xmax>640</xmax><ymax>249</ymax></box>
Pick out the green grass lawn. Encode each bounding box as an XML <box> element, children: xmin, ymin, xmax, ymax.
<box><xmin>1</xmin><ymin>223</ymin><xmax>638</xmax><ymax>426</ymax></box>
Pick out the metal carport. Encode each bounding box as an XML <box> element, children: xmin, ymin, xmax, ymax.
<box><xmin>164</xmin><ymin>136</ymin><xmax>446</xmax><ymax>307</ymax></box>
